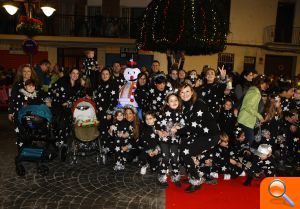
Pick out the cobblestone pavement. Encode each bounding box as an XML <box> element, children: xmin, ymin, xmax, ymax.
<box><xmin>0</xmin><ymin>111</ymin><xmax>165</xmax><ymax>209</ymax></box>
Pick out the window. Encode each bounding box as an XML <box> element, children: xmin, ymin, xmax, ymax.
<box><xmin>244</xmin><ymin>56</ymin><xmax>256</xmax><ymax>71</ymax></box>
<box><xmin>218</xmin><ymin>53</ymin><xmax>234</xmax><ymax>71</ymax></box>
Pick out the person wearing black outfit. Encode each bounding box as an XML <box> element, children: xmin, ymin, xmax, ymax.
<box><xmin>178</xmin><ymin>83</ymin><xmax>220</xmax><ymax>192</ymax></box>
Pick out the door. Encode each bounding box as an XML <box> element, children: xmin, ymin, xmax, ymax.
<box><xmin>274</xmin><ymin>2</ymin><xmax>295</xmax><ymax>43</ymax></box>
<box><xmin>264</xmin><ymin>55</ymin><xmax>296</xmax><ymax>79</ymax></box>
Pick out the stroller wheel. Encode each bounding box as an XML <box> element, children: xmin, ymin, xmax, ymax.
<box><xmin>37</xmin><ymin>164</ymin><xmax>49</xmax><ymax>176</ymax></box>
<box><xmin>59</xmin><ymin>146</ymin><xmax>68</xmax><ymax>162</ymax></box>
<box><xmin>16</xmin><ymin>164</ymin><xmax>25</xmax><ymax>176</ymax></box>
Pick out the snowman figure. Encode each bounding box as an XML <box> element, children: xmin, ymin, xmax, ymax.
<box><xmin>118</xmin><ymin>59</ymin><xmax>141</xmax><ymax>107</ymax></box>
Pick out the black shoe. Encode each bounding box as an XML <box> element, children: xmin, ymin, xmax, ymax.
<box><xmin>160</xmin><ymin>182</ymin><xmax>168</xmax><ymax>188</ymax></box>
<box><xmin>174</xmin><ymin>181</ymin><xmax>181</xmax><ymax>188</ymax></box>
<box><xmin>185</xmin><ymin>184</ymin><xmax>201</xmax><ymax>193</ymax></box>
<box><xmin>243</xmin><ymin>176</ymin><xmax>253</xmax><ymax>186</ymax></box>
<box><xmin>182</xmin><ymin>178</ymin><xmax>189</xmax><ymax>184</ymax></box>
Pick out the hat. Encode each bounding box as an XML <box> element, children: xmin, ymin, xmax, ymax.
<box><xmin>253</xmin><ymin>144</ymin><xmax>272</xmax><ymax>157</ymax></box>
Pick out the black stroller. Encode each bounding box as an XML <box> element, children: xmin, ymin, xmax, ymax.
<box><xmin>15</xmin><ymin>104</ymin><xmax>54</xmax><ymax>176</ymax></box>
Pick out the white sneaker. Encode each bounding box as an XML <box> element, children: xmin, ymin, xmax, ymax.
<box><xmin>224</xmin><ymin>174</ymin><xmax>231</xmax><ymax>180</ymax></box>
<box><xmin>239</xmin><ymin>171</ymin><xmax>246</xmax><ymax>176</ymax></box>
<box><xmin>210</xmin><ymin>172</ymin><xmax>219</xmax><ymax>178</ymax></box>
<box><xmin>140</xmin><ymin>165</ymin><xmax>148</xmax><ymax>175</ymax></box>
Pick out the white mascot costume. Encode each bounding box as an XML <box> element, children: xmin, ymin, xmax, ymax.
<box><xmin>118</xmin><ymin>60</ymin><xmax>141</xmax><ymax>108</ymax></box>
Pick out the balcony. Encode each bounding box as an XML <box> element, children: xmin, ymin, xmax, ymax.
<box><xmin>263</xmin><ymin>25</ymin><xmax>300</xmax><ymax>53</ymax></box>
<box><xmin>0</xmin><ymin>14</ymin><xmax>141</xmax><ymax>39</ymax></box>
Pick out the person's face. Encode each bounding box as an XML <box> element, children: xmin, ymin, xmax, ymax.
<box><xmin>101</xmin><ymin>70</ymin><xmax>110</xmax><ymax>81</ymax></box>
<box><xmin>179</xmin><ymin>86</ymin><xmax>193</xmax><ymax>102</ymax></box>
<box><xmin>41</xmin><ymin>63</ymin><xmax>50</xmax><ymax>73</ymax></box>
<box><xmin>244</xmin><ymin>72</ymin><xmax>254</xmax><ymax>82</ymax></box>
<box><xmin>219</xmin><ymin>140</ymin><xmax>229</xmax><ymax>148</ymax></box>
<box><xmin>178</xmin><ymin>70</ymin><xmax>186</xmax><ymax>79</ymax></box>
<box><xmin>145</xmin><ymin>114</ymin><xmax>156</xmax><ymax>126</ymax></box>
<box><xmin>170</xmin><ymin>70</ymin><xmax>178</xmax><ymax>80</ymax></box>
<box><xmin>190</xmin><ymin>71</ymin><xmax>197</xmax><ymax>78</ymax></box>
<box><xmin>260</xmin><ymin>82</ymin><xmax>269</xmax><ymax>91</ymax></box>
<box><xmin>286</xmin><ymin>88</ymin><xmax>295</xmax><ymax>99</ymax></box>
<box><xmin>167</xmin><ymin>95</ymin><xmax>179</xmax><ymax>109</ymax></box>
<box><xmin>138</xmin><ymin>75</ymin><xmax>147</xmax><ymax>86</ymax></box>
<box><xmin>224</xmin><ymin>101</ymin><xmax>232</xmax><ymax>110</ymax></box>
<box><xmin>205</xmin><ymin>70</ymin><xmax>216</xmax><ymax>83</ymax></box>
<box><xmin>116</xmin><ymin>112</ymin><xmax>124</xmax><ymax>121</ymax></box>
<box><xmin>25</xmin><ymin>84</ymin><xmax>35</xmax><ymax>93</ymax></box>
<box><xmin>70</xmin><ymin>69</ymin><xmax>80</xmax><ymax>81</ymax></box>
<box><xmin>125</xmin><ymin>109</ymin><xmax>135</xmax><ymax>122</ymax></box>
<box><xmin>237</xmin><ymin>133</ymin><xmax>246</xmax><ymax>142</ymax></box>
<box><xmin>274</xmin><ymin>98</ymin><xmax>281</xmax><ymax>108</ymax></box>
<box><xmin>294</xmin><ymin>89</ymin><xmax>300</xmax><ymax>100</ymax></box>
<box><xmin>113</xmin><ymin>63</ymin><xmax>121</xmax><ymax>74</ymax></box>
<box><xmin>151</xmin><ymin>62</ymin><xmax>160</xmax><ymax>73</ymax></box>
<box><xmin>87</xmin><ymin>51</ymin><xmax>94</xmax><ymax>58</ymax></box>
<box><xmin>22</xmin><ymin>67</ymin><xmax>32</xmax><ymax>81</ymax></box>
<box><xmin>155</xmin><ymin>82</ymin><xmax>166</xmax><ymax>91</ymax></box>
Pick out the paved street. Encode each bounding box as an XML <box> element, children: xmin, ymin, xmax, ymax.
<box><xmin>0</xmin><ymin>111</ymin><xmax>165</xmax><ymax>209</ymax></box>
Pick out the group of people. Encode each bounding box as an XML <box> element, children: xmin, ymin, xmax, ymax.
<box><xmin>7</xmin><ymin>51</ymin><xmax>300</xmax><ymax>193</ymax></box>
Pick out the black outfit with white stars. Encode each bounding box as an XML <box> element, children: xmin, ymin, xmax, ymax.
<box><xmin>135</xmin><ymin>83</ymin><xmax>150</xmax><ymax>114</ymax></box>
<box><xmin>112</xmin><ymin>74</ymin><xmax>125</xmax><ymax>90</ymax></box>
<box><xmin>218</xmin><ymin>108</ymin><xmax>237</xmax><ymax>139</ymax></box>
<box><xmin>48</xmin><ymin>76</ymin><xmax>81</xmax><ymax>144</ymax></box>
<box><xmin>111</xmin><ymin>120</ymin><xmax>134</xmax><ymax>169</ymax></box>
<box><xmin>205</xmin><ymin>144</ymin><xmax>244</xmax><ymax>177</ymax></box>
<box><xmin>147</xmin><ymin>83</ymin><xmax>173</xmax><ymax>113</ymax></box>
<box><xmin>83</xmin><ymin>57</ymin><xmax>98</xmax><ymax>90</ymax></box>
<box><xmin>156</xmin><ymin>108</ymin><xmax>185</xmax><ymax>183</ymax></box>
<box><xmin>178</xmin><ymin>99</ymin><xmax>220</xmax><ymax>185</ymax></box>
<box><xmin>197</xmin><ymin>82</ymin><xmax>226</xmax><ymax>120</ymax></box>
<box><xmin>138</xmin><ymin>123</ymin><xmax>160</xmax><ymax>171</ymax></box>
<box><xmin>9</xmin><ymin>88</ymin><xmax>46</xmax><ymax>147</ymax></box>
<box><xmin>281</xmin><ymin>97</ymin><xmax>296</xmax><ymax>114</ymax></box>
<box><xmin>93</xmin><ymin>79</ymin><xmax>119</xmax><ymax>151</ymax></box>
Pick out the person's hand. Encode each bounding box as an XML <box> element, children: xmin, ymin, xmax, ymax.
<box><xmin>122</xmin><ymin>132</ymin><xmax>129</xmax><ymax>138</ymax></box>
<box><xmin>46</xmin><ymin>101</ymin><xmax>52</xmax><ymax>107</ymax></box>
<box><xmin>259</xmin><ymin>117</ymin><xmax>265</xmax><ymax>123</ymax></box>
<box><xmin>62</xmin><ymin>102</ymin><xmax>68</xmax><ymax>107</ymax></box>
<box><xmin>152</xmin><ymin>149</ymin><xmax>158</xmax><ymax>156</ymax></box>
<box><xmin>205</xmin><ymin>159</ymin><xmax>212</xmax><ymax>166</ymax></box>
<box><xmin>230</xmin><ymin>159</ymin><xmax>237</xmax><ymax>165</ymax></box>
<box><xmin>218</xmin><ymin>65</ymin><xmax>226</xmax><ymax>79</ymax></box>
<box><xmin>8</xmin><ymin>114</ymin><xmax>14</xmax><ymax>122</ymax></box>
<box><xmin>122</xmin><ymin>145</ymin><xmax>128</xmax><ymax>152</ymax></box>
<box><xmin>170</xmin><ymin>127</ymin><xmax>177</xmax><ymax>134</ymax></box>
<box><xmin>233</xmin><ymin>108</ymin><xmax>238</xmax><ymax>117</ymax></box>
<box><xmin>107</xmin><ymin>115</ymin><xmax>112</xmax><ymax>120</ymax></box>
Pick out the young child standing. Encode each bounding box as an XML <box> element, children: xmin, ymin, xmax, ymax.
<box><xmin>139</xmin><ymin>112</ymin><xmax>160</xmax><ymax>175</ymax></box>
<box><xmin>82</xmin><ymin>49</ymin><xmax>98</xmax><ymax>89</ymax></box>
<box><xmin>109</xmin><ymin>108</ymin><xmax>133</xmax><ymax>171</ymax></box>
<box><xmin>156</xmin><ymin>93</ymin><xmax>185</xmax><ymax>188</ymax></box>
<box><xmin>218</xmin><ymin>99</ymin><xmax>238</xmax><ymax>139</ymax></box>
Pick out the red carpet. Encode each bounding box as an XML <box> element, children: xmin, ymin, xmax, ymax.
<box><xmin>166</xmin><ymin>176</ymin><xmax>260</xmax><ymax>209</ymax></box>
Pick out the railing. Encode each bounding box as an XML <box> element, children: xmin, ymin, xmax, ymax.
<box><xmin>0</xmin><ymin>14</ymin><xmax>141</xmax><ymax>39</ymax></box>
<box><xmin>263</xmin><ymin>25</ymin><xmax>300</xmax><ymax>45</ymax></box>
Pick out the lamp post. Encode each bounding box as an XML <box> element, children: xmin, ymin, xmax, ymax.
<box><xmin>3</xmin><ymin>0</ymin><xmax>56</xmax><ymax>17</ymax></box>
<box><xmin>2</xmin><ymin>0</ymin><xmax>55</xmax><ymax>65</ymax></box>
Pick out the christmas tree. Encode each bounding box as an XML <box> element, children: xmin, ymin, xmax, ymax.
<box><xmin>137</xmin><ymin>0</ymin><xmax>230</xmax><ymax>55</ymax></box>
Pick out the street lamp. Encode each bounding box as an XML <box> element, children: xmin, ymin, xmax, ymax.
<box><xmin>2</xmin><ymin>0</ymin><xmax>56</xmax><ymax>17</ymax></box>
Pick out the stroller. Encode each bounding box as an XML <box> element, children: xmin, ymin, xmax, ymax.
<box><xmin>16</xmin><ymin>104</ymin><xmax>54</xmax><ymax>176</ymax></box>
<box><xmin>68</xmin><ymin>97</ymin><xmax>105</xmax><ymax>164</ymax></box>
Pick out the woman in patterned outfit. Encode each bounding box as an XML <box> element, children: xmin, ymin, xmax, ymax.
<box><xmin>196</xmin><ymin>66</ymin><xmax>227</xmax><ymax>120</ymax></box>
<box><xmin>146</xmin><ymin>74</ymin><xmax>173</xmax><ymax>113</ymax></box>
<box><xmin>93</xmin><ymin>68</ymin><xmax>119</xmax><ymax>153</ymax></box>
<box><xmin>8</xmin><ymin>64</ymin><xmax>39</xmax><ymax>122</ymax></box>
<box><xmin>178</xmin><ymin>83</ymin><xmax>220</xmax><ymax>192</ymax></box>
<box><xmin>48</xmin><ymin>68</ymin><xmax>81</xmax><ymax>146</ymax></box>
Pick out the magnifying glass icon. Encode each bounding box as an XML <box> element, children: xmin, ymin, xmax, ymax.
<box><xmin>268</xmin><ymin>179</ymin><xmax>295</xmax><ymax>207</ymax></box>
